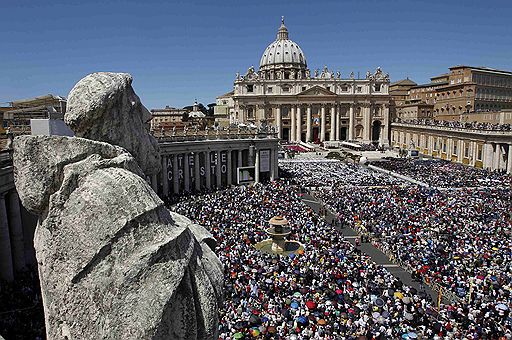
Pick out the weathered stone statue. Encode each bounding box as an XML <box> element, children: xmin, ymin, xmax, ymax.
<box><xmin>13</xmin><ymin>73</ymin><xmax>223</xmax><ymax>340</ymax></box>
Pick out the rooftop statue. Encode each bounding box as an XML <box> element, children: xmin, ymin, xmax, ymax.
<box><xmin>13</xmin><ymin>72</ymin><xmax>223</xmax><ymax>340</ymax></box>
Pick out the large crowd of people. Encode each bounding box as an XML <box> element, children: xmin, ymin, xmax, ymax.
<box><xmin>371</xmin><ymin>158</ymin><xmax>511</xmax><ymax>188</ymax></box>
<box><xmin>172</xmin><ymin>173</ymin><xmax>511</xmax><ymax>338</ymax></box>
<box><xmin>280</xmin><ymin>160</ymin><xmax>406</xmax><ymax>188</ymax></box>
<box><xmin>395</xmin><ymin>118</ymin><xmax>512</xmax><ymax>131</ymax></box>
<box><xmin>280</xmin><ymin>159</ymin><xmax>511</xmax><ymax>338</ymax></box>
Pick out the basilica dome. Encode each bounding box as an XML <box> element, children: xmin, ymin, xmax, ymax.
<box><xmin>259</xmin><ymin>18</ymin><xmax>307</xmax><ymax>71</ymax></box>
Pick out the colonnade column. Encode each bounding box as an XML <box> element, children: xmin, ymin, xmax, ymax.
<box><xmin>270</xmin><ymin>149</ymin><xmax>276</xmax><ymax>181</ymax></box>
<box><xmin>216</xmin><ymin>150</ymin><xmax>222</xmax><ymax>188</ymax></box>
<box><xmin>320</xmin><ymin>106</ymin><xmax>326</xmax><ymax>142</ymax></box>
<box><xmin>227</xmin><ymin>150</ymin><xmax>232</xmax><ymax>186</ymax></box>
<box><xmin>254</xmin><ymin>149</ymin><xmax>260</xmax><ymax>183</ymax></box>
<box><xmin>306</xmin><ymin>105</ymin><xmax>312</xmax><ymax>142</ymax></box>
<box><xmin>276</xmin><ymin>106</ymin><xmax>282</xmax><ymax>139</ymax></box>
<box><xmin>507</xmin><ymin>144</ymin><xmax>512</xmax><ymax>174</ymax></box>
<box><xmin>205</xmin><ymin>151</ymin><xmax>211</xmax><ymax>189</ymax></box>
<box><xmin>172</xmin><ymin>154</ymin><xmax>179</xmax><ymax>194</ymax></box>
<box><xmin>348</xmin><ymin>104</ymin><xmax>355</xmax><ymax>141</ymax></box>
<box><xmin>161</xmin><ymin>155</ymin><xmax>169</xmax><ymax>196</ymax></box>
<box><xmin>329</xmin><ymin>106</ymin><xmax>335</xmax><ymax>141</ymax></box>
<box><xmin>238</xmin><ymin>149</ymin><xmax>243</xmax><ymax>168</ymax></box>
<box><xmin>290</xmin><ymin>106</ymin><xmax>296</xmax><ymax>142</ymax></box>
<box><xmin>0</xmin><ymin>195</ymin><xmax>13</xmax><ymax>282</ymax></box>
<box><xmin>382</xmin><ymin>104</ymin><xmax>390</xmax><ymax>146</ymax></box>
<box><xmin>296</xmin><ymin>106</ymin><xmax>302</xmax><ymax>142</ymax></box>
<box><xmin>195</xmin><ymin>152</ymin><xmax>201</xmax><ymax>191</ymax></box>
<box><xmin>7</xmin><ymin>191</ymin><xmax>25</xmax><ymax>273</ymax></box>
<box><xmin>335</xmin><ymin>105</ymin><xmax>340</xmax><ymax>141</ymax></box>
<box><xmin>493</xmin><ymin>144</ymin><xmax>501</xmax><ymax>171</ymax></box>
<box><xmin>183</xmin><ymin>153</ymin><xmax>190</xmax><ymax>192</ymax></box>
<box><xmin>470</xmin><ymin>142</ymin><xmax>478</xmax><ymax>166</ymax></box>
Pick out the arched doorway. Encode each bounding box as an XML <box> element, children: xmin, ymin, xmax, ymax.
<box><xmin>372</xmin><ymin>120</ymin><xmax>382</xmax><ymax>144</ymax></box>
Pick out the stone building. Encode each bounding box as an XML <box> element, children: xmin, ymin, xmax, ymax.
<box><xmin>434</xmin><ymin>66</ymin><xmax>512</xmax><ymax>115</ymax></box>
<box><xmin>219</xmin><ymin>18</ymin><xmax>391</xmax><ymax>145</ymax></box>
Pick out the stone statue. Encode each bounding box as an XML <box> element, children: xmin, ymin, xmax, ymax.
<box><xmin>172</xmin><ymin>126</ymin><xmax>176</xmax><ymax>136</ymax></box>
<box><xmin>366</xmin><ymin>70</ymin><xmax>371</xmax><ymax>79</ymax></box>
<box><xmin>314</xmin><ymin>69</ymin><xmax>319</xmax><ymax>78</ymax></box>
<box><xmin>13</xmin><ymin>73</ymin><xmax>223</xmax><ymax>340</ymax></box>
<box><xmin>246</xmin><ymin>65</ymin><xmax>255</xmax><ymax>75</ymax></box>
<box><xmin>350</xmin><ymin>71</ymin><xmax>355</xmax><ymax>80</ymax></box>
<box><xmin>235</xmin><ymin>72</ymin><xmax>240</xmax><ymax>80</ymax></box>
<box><xmin>305</xmin><ymin>69</ymin><xmax>310</xmax><ymax>79</ymax></box>
<box><xmin>336</xmin><ymin>71</ymin><xmax>341</xmax><ymax>79</ymax></box>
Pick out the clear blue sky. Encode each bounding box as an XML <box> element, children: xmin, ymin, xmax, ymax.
<box><xmin>1</xmin><ymin>0</ymin><xmax>511</xmax><ymax>108</ymax></box>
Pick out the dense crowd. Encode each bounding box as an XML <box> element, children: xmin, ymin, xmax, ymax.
<box><xmin>280</xmin><ymin>160</ymin><xmax>406</xmax><ymax>188</ymax></box>
<box><xmin>172</xmin><ymin>179</ymin><xmax>510</xmax><ymax>339</ymax></box>
<box><xmin>371</xmin><ymin>159</ymin><xmax>511</xmax><ymax>188</ymax></box>
<box><xmin>0</xmin><ymin>267</ymin><xmax>45</xmax><ymax>339</ymax></box>
<box><xmin>395</xmin><ymin>118</ymin><xmax>512</xmax><ymax>131</ymax></box>
<box><xmin>278</xmin><ymin>158</ymin><xmax>511</xmax><ymax>337</ymax></box>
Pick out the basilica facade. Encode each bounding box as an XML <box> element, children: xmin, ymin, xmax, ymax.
<box><xmin>218</xmin><ymin>18</ymin><xmax>391</xmax><ymax>145</ymax></box>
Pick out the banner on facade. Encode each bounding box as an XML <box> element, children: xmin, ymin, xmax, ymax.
<box><xmin>259</xmin><ymin>150</ymin><xmax>270</xmax><ymax>172</ymax></box>
<box><xmin>238</xmin><ymin>166</ymin><xmax>255</xmax><ymax>185</ymax></box>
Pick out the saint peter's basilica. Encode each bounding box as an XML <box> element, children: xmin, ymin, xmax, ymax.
<box><xmin>217</xmin><ymin>18</ymin><xmax>391</xmax><ymax>145</ymax></box>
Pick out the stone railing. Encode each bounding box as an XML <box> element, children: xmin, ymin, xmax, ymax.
<box><xmin>392</xmin><ymin>122</ymin><xmax>512</xmax><ymax>136</ymax></box>
<box><xmin>155</xmin><ymin>130</ymin><xmax>278</xmax><ymax>142</ymax></box>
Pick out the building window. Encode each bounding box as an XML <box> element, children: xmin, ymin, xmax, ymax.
<box><xmin>357</xmin><ymin>86</ymin><xmax>362</xmax><ymax>92</ymax></box>
<box><xmin>283</xmin><ymin>87</ymin><xmax>290</xmax><ymax>92</ymax></box>
<box><xmin>453</xmin><ymin>143</ymin><xmax>457</xmax><ymax>155</ymax></box>
<box><xmin>268</xmin><ymin>87</ymin><xmax>273</xmax><ymax>93</ymax></box>
<box><xmin>326</xmin><ymin>86</ymin><xmax>331</xmax><ymax>91</ymax></box>
<box><xmin>247</xmin><ymin>85</ymin><xmax>254</xmax><ymax>93</ymax></box>
<box><xmin>374</xmin><ymin>84</ymin><xmax>381</xmax><ymax>92</ymax></box>
<box><xmin>341</xmin><ymin>85</ymin><xmax>348</xmax><ymax>92</ymax></box>
<box><xmin>247</xmin><ymin>107</ymin><xmax>255</xmax><ymax>119</ymax></box>
<box><xmin>302</xmin><ymin>86</ymin><xmax>307</xmax><ymax>92</ymax></box>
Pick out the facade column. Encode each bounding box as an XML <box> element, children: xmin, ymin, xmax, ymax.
<box><xmin>274</xmin><ymin>146</ymin><xmax>279</xmax><ymax>179</ymax></box>
<box><xmin>348</xmin><ymin>104</ymin><xmax>355</xmax><ymax>140</ymax></box>
<box><xmin>457</xmin><ymin>140</ymin><xmax>464</xmax><ymax>163</ymax></box>
<box><xmin>0</xmin><ymin>195</ymin><xmax>14</xmax><ymax>282</ymax></box>
<box><xmin>382</xmin><ymin>104</ymin><xmax>390</xmax><ymax>146</ymax></box>
<box><xmin>470</xmin><ymin>141</ymin><xmax>477</xmax><ymax>166</ymax></box>
<box><xmin>227</xmin><ymin>150</ymin><xmax>232</xmax><ymax>186</ymax></box>
<box><xmin>320</xmin><ymin>105</ymin><xmax>326</xmax><ymax>142</ymax></box>
<box><xmin>335</xmin><ymin>105</ymin><xmax>340</xmax><ymax>141</ymax></box>
<box><xmin>161</xmin><ymin>155</ymin><xmax>169</xmax><ymax>196</ymax></box>
<box><xmin>194</xmin><ymin>152</ymin><xmax>201</xmax><ymax>191</ymax></box>
<box><xmin>216</xmin><ymin>150</ymin><xmax>222</xmax><ymax>188</ymax></box>
<box><xmin>254</xmin><ymin>149</ymin><xmax>260</xmax><ymax>183</ymax></box>
<box><xmin>183</xmin><ymin>153</ymin><xmax>190</xmax><ymax>192</ymax></box>
<box><xmin>290</xmin><ymin>106</ymin><xmax>296</xmax><ymax>142</ymax></box>
<box><xmin>364</xmin><ymin>105</ymin><xmax>371</xmax><ymax>142</ymax></box>
<box><xmin>205</xmin><ymin>151</ymin><xmax>211</xmax><ymax>189</ymax></box>
<box><xmin>507</xmin><ymin>144</ymin><xmax>512</xmax><ymax>174</ymax></box>
<box><xmin>7</xmin><ymin>191</ymin><xmax>25</xmax><ymax>273</ymax></box>
<box><xmin>329</xmin><ymin>106</ymin><xmax>336</xmax><ymax>141</ymax></box>
<box><xmin>306</xmin><ymin>105</ymin><xmax>312</xmax><ymax>142</ymax></box>
<box><xmin>296</xmin><ymin>106</ymin><xmax>302</xmax><ymax>142</ymax></box>
<box><xmin>172</xmin><ymin>154</ymin><xmax>179</xmax><ymax>194</ymax></box>
<box><xmin>276</xmin><ymin>106</ymin><xmax>282</xmax><ymax>139</ymax></box>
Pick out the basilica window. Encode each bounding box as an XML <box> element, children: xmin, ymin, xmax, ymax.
<box><xmin>326</xmin><ymin>86</ymin><xmax>331</xmax><ymax>92</ymax></box>
<box><xmin>283</xmin><ymin>87</ymin><xmax>290</xmax><ymax>92</ymax></box>
<box><xmin>302</xmin><ymin>86</ymin><xmax>307</xmax><ymax>92</ymax></box>
<box><xmin>247</xmin><ymin>85</ymin><xmax>254</xmax><ymax>93</ymax></box>
<box><xmin>374</xmin><ymin>84</ymin><xmax>381</xmax><ymax>92</ymax></box>
<box><xmin>357</xmin><ymin>86</ymin><xmax>362</xmax><ymax>92</ymax></box>
<box><xmin>247</xmin><ymin>107</ymin><xmax>255</xmax><ymax>119</ymax></box>
<box><xmin>341</xmin><ymin>85</ymin><xmax>348</xmax><ymax>92</ymax></box>
<box><xmin>268</xmin><ymin>87</ymin><xmax>273</xmax><ymax>93</ymax></box>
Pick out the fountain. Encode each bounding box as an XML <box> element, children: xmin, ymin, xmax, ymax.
<box><xmin>255</xmin><ymin>216</ymin><xmax>304</xmax><ymax>256</ymax></box>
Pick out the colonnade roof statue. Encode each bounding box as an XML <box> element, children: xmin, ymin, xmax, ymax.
<box><xmin>13</xmin><ymin>72</ymin><xmax>223</xmax><ymax>339</ymax></box>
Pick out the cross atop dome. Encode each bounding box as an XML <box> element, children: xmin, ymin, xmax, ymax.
<box><xmin>277</xmin><ymin>16</ymin><xmax>289</xmax><ymax>40</ymax></box>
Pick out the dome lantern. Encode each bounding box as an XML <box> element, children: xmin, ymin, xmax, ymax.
<box><xmin>277</xmin><ymin>16</ymin><xmax>289</xmax><ymax>40</ymax></box>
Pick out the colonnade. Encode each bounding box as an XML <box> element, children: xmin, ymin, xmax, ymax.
<box><xmin>153</xmin><ymin>141</ymin><xmax>279</xmax><ymax>197</ymax></box>
<box><xmin>391</xmin><ymin>126</ymin><xmax>512</xmax><ymax>174</ymax></box>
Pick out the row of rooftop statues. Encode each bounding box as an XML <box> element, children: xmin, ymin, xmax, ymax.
<box><xmin>13</xmin><ymin>72</ymin><xmax>223</xmax><ymax>339</ymax></box>
<box><xmin>236</xmin><ymin>66</ymin><xmax>389</xmax><ymax>81</ymax></box>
